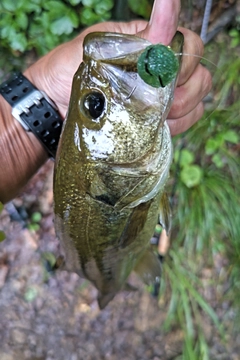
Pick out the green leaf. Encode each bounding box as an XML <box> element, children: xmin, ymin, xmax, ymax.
<box><xmin>28</xmin><ymin>223</ymin><xmax>40</xmax><ymax>232</ymax></box>
<box><xmin>230</xmin><ymin>38</ymin><xmax>240</xmax><ymax>48</ymax></box>
<box><xmin>10</xmin><ymin>33</ymin><xmax>28</xmax><ymax>52</ymax></box>
<box><xmin>44</xmin><ymin>1</ymin><xmax>69</xmax><ymax>15</ymax></box>
<box><xmin>174</xmin><ymin>149</ymin><xmax>195</xmax><ymax>167</ymax></box>
<box><xmin>24</xmin><ymin>287</ymin><xmax>38</xmax><ymax>302</ymax></box>
<box><xmin>128</xmin><ymin>0</ymin><xmax>151</xmax><ymax>18</ymax></box>
<box><xmin>155</xmin><ymin>224</ymin><xmax>162</xmax><ymax>235</ymax></box>
<box><xmin>50</xmin><ymin>15</ymin><xmax>77</xmax><ymax>35</ymax></box>
<box><xmin>16</xmin><ymin>12</ymin><xmax>28</xmax><ymax>30</ymax></box>
<box><xmin>68</xmin><ymin>0</ymin><xmax>81</xmax><ymax>5</ymax></box>
<box><xmin>1</xmin><ymin>25</ymin><xmax>15</xmax><ymax>40</ymax></box>
<box><xmin>215</xmin><ymin>133</ymin><xmax>225</xmax><ymax>146</ymax></box>
<box><xmin>95</xmin><ymin>0</ymin><xmax>113</xmax><ymax>14</ymax></box>
<box><xmin>0</xmin><ymin>14</ymin><xmax>14</xmax><ymax>32</ymax></box>
<box><xmin>80</xmin><ymin>8</ymin><xmax>99</xmax><ymax>25</ymax></box>
<box><xmin>82</xmin><ymin>0</ymin><xmax>96</xmax><ymax>6</ymax></box>
<box><xmin>1</xmin><ymin>0</ymin><xmax>23</xmax><ymax>11</ymax></box>
<box><xmin>0</xmin><ymin>231</ymin><xmax>6</xmax><ymax>242</ymax></box>
<box><xmin>0</xmin><ymin>202</ymin><xmax>3</xmax><ymax>212</ymax></box>
<box><xmin>205</xmin><ymin>138</ymin><xmax>220</xmax><ymax>155</ymax></box>
<box><xmin>31</xmin><ymin>211</ymin><xmax>42</xmax><ymax>223</ymax></box>
<box><xmin>229</xmin><ymin>29</ymin><xmax>239</xmax><ymax>38</ymax></box>
<box><xmin>23</xmin><ymin>1</ymin><xmax>42</xmax><ymax>13</ymax></box>
<box><xmin>180</xmin><ymin>165</ymin><xmax>203</xmax><ymax>188</ymax></box>
<box><xmin>41</xmin><ymin>251</ymin><xmax>56</xmax><ymax>268</ymax></box>
<box><xmin>223</xmin><ymin>130</ymin><xmax>239</xmax><ymax>144</ymax></box>
<box><xmin>212</xmin><ymin>153</ymin><xmax>224</xmax><ymax>168</ymax></box>
<box><xmin>68</xmin><ymin>11</ymin><xmax>79</xmax><ymax>27</ymax></box>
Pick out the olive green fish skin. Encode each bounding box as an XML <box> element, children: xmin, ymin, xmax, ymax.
<box><xmin>54</xmin><ymin>31</ymin><xmax>183</xmax><ymax>309</ymax></box>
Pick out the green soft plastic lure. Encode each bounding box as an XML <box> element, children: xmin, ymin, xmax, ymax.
<box><xmin>137</xmin><ymin>44</ymin><xmax>180</xmax><ymax>88</ymax></box>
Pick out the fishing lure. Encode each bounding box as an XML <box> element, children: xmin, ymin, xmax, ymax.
<box><xmin>137</xmin><ymin>44</ymin><xmax>179</xmax><ymax>88</ymax></box>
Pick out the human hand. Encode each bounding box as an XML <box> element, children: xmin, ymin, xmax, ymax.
<box><xmin>25</xmin><ymin>0</ymin><xmax>212</xmax><ymax>136</ymax></box>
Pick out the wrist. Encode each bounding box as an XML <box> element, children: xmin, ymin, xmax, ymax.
<box><xmin>1</xmin><ymin>72</ymin><xmax>63</xmax><ymax>159</ymax></box>
<box><xmin>0</xmin><ymin>96</ymin><xmax>48</xmax><ymax>203</ymax></box>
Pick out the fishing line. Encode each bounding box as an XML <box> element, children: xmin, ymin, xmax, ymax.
<box><xmin>174</xmin><ymin>52</ymin><xmax>218</xmax><ymax>68</ymax></box>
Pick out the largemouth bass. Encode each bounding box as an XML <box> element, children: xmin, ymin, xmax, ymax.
<box><xmin>54</xmin><ymin>31</ymin><xmax>183</xmax><ymax>309</ymax></box>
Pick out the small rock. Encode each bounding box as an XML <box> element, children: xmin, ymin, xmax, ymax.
<box><xmin>0</xmin><ymin>353</ymin><xmax>14</xmax><ymax>360</ymax></box>
<box><xmin>0</xmin><ymin>264</ymin><xmax>8</xmax><ymax>288</ymax></box>
<box><xmin>11</xmin><ymin>328</ymin><xmax>27</xmax><ymax>344</ymax></box>
<box><xmin>70</xmin><ymin>354</ymin><xmax>78</xmax><ymax>360</ymax></box>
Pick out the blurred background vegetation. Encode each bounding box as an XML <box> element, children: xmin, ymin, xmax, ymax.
<box><xmin>0</xmin><ymin>0</ymin><xmax>239</xmax><ymax>359</ymax></box>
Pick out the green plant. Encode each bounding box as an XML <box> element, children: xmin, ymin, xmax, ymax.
<box><xmin>0</xmin><ymin>0</ymin><xmax>114</xmax><ymax>55</ymax></box>
<box><xmin>27</xmin><ymin>211</ymin><xmax>42</xmax><ymax>232</ymax></box>
<box><xmin>80</xmin><ymin>0</ymin><xmax>113</xmax><ymax>25</ymax></box>
<box><xmin>162</xmin><ymin>250</ymin><xmax>224</xmax><ymax>359</ymax></box>
<box><xmin>158</xmin><ymin>28</ymin><xmax>240</xmax><ymax>356</ymax></box>
<box><xmin>24</xmin><ymin>286</ymin><xmax>38</xmax><ymax>302</ymax></box>
<box><xmin>160</xmin><ymin>66</ymin><xmax>240</xmax><ymax>356</ymax></box>
<box><xmin>128</xmin><ymin>0</ymin><xmax>152</xmax><ymax>19</ymax></box>
<box><xmin>158</xmin><ymin>105</ymin><xmax>239</xmax><ymax>358</ymax></box>
<box><xmin>229</xmin><ymin>28</ymin><xmax>240</xmax><ymax>48</ymax></box>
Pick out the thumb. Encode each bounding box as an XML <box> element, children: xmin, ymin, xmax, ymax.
<box><xmin>138</xmin><ymin>0</ymin><xmax>181</xmax><ymax>45</ymax></box>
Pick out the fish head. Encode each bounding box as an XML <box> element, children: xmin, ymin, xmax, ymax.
<box><xmin>62</xmin><ymin>32</ymin><xmax>183</xmax><ymax>165</ymax></box>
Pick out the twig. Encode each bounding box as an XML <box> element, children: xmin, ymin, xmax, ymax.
<box><xmin>205</xmin><ymin>5</ymin><xmax>237</xmax><ymax>44</ymax></box>
<box><xmin>200</xmin><ymin>0</ymin><xmax>213</xmax><ymax>44</ymax></box>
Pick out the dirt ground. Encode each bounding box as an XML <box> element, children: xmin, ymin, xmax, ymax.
<box><xmin>0</xmin><ymin>162</ymin><xmax>240</xmax><ymax>360</ymax></box>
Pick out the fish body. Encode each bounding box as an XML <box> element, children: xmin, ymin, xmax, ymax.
<box><xmin>54</xmin><ymin>31</ymin><xmax>183</xmax><ymax>308</ymax></box>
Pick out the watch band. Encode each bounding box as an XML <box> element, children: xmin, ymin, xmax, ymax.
<box><xmin>0</xmin><ymin>72</ymin><xmax>63</xmax><ymax>158</ymax></box>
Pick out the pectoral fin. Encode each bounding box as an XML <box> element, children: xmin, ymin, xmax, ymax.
<box><xmin>159</xmin><ymin>191</ymin><xmax>172</xmax><ymax>235</ymax></box>
<box><xmin>134</xmin><ymin>248</ymin><xmax>162</xmax><ymax>286</ymax></box>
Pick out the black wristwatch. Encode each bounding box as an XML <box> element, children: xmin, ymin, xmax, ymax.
<box><xmin>0</xmin><ymin>72</ymin><xmax>63</xmax><ymax>158</ymax></box>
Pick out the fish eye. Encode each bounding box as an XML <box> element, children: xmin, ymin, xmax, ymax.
<box><xmin>83</xmin><ymin>91</ymin><xmax>105</xmax><ymax>119</ymax></box>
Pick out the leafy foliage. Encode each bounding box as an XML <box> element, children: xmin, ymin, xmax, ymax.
<box><xmin>27</xmin><ymin>211</ymin><xmax>42</xmax><ymax>232</ymax></box>
<box><xmin>159</xmin><ymin>37</ymin><xmax>240</xmax><ymax>356</ymax></box>
<box><xmin>0</xmin><ymin>0</ymin><xmax>114</xmax><ymax>55</ymax></box>
<box><xmin>128</xmin><ymin>0</ymin><xmax>153</xmax><ymax>19</ymax></box>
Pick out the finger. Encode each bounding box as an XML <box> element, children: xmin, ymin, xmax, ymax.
<box><xmin>167</xmin><ymin>101</ymin><xmax>205</xmax><ymax>136</ymax></box>
<box><xmin>138</xmin><ymin>0</ymin><xmax>181</xmax><ymax>44</ymax></box>
<box><xmin>169</xmin><ymin>63</ymin><xmax>212</xmax><ymax>119</ymax></box>
<box><xmin>177</xmin><ymin>27</ymin><xmax>204</xmax><ymax>86</ymax></box>
<box><xmin>79</xmin><ymin>20</ymin><xmax>147</xmax><ymax>39</ymax></box>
